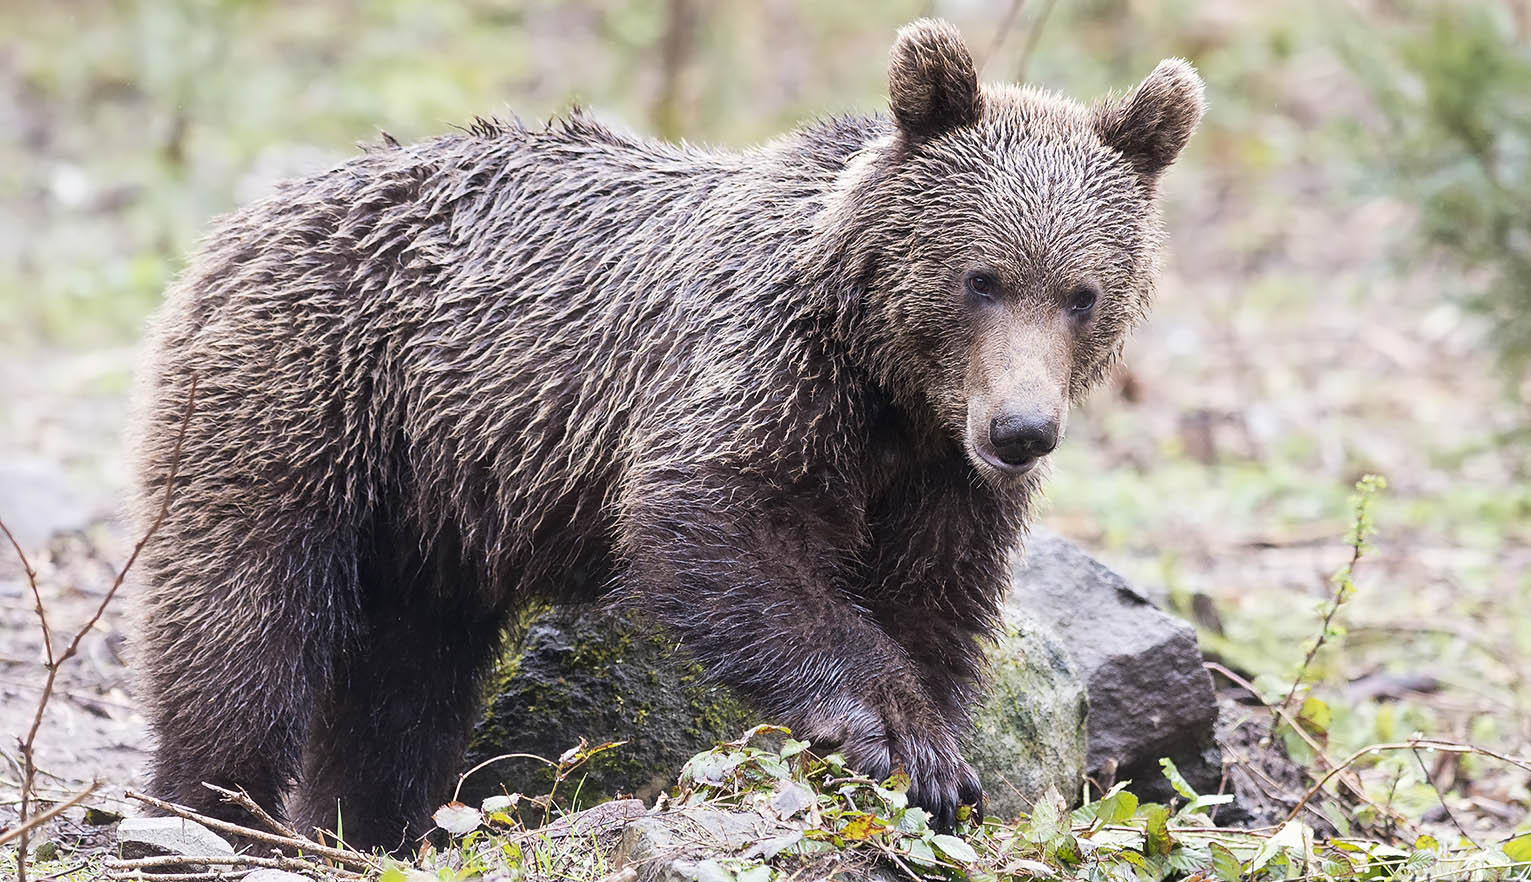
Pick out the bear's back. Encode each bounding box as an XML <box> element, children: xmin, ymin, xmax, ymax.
<box><xmin>137</xmin><ymin>112</ymin><xmax>882</xmax><ymax>587</ymax></box>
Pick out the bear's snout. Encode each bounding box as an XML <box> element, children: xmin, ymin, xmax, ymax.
<box><xmin>986</xmin><ymin>410</ymin><xmax>1059</xmax><ymax>472</ymax></box>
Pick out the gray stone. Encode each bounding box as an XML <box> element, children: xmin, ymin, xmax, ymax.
<box><xmin>117</xmin><ymin>816</ymin><xmax>234</xmax><ymax>860</ymax></box>
<box><xmin>613</xmin><ymin>806</ymin><xmax>798</xmax><ymax>882</ymax></box>
<box><xmin>244</xmin><ymin>871</ymin><xmax>315</xmax><ymax>882</ymax></box>
<box><xmin>469</xmin><ymin>603</ymin><xmax>1087</xmax><ymax>821</ymax></box>
<box><xmin>541</xmin><ymin>798</ymin><xmax>648</xmax><ymax>839</ymax></box>
<box><xmin>1010</xmin><ymin>530</ymin><xmax>1222</xmax><ymax>801</ymax></box>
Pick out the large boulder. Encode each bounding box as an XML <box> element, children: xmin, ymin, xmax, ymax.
<box><xmin>465</xmin><ymin>532</ymin><xmax>1219</xmax><ymax>816</ymax></box>
<box><xmin>1010</xmin><ymin>530</ymin><xmax>1223</xmax><ymax>802</ymax></box>
<box><xmin>464</xmin><ymin>604</ymin><xmax>1087</xmax><ymax>818</ymax></box>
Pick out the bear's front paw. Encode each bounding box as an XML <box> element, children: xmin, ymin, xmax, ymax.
<box><xmin>883</xmin><ymin>727</ymin><xmax>984</xmax><ymax>833</ymax></box>
<box><xmin>798</xmin><ymin>698</ymin><xmax>983</xmax><ymax>833</ymax></box>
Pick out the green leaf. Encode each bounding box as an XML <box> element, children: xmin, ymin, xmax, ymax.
<box><xmin>1209</xmin><ymin>842</ymin><xmax>1243</xmax><ymax>882</ymax></box>
<box><xmin>1250</xmin><ymin>820</ymin><xmax>1306</xmax><ymax>874</ymax></box>
<box><xmin>1185</xmin><ymin>792</ymin><xmax>1235</xmax><ymax>815</ymax></box>
<box><xmin>896</xmin><ymin>806</ymin><xmax>931</xmax><ymax>835</ymax></box>
<box><xmin>1027</xmin><ymin>786</ymin><xmax>1067</xmax><ymax>842</ymax></box>
<box><xmin>733</xmin><ymin>724</ymin><xmax>791</xmax><ymax>745</ymax></box>
<box><xmin>431</xmin><ymin>801</ymin><xmax>482</xmax><ymax>836</ymax></box>
<box><xmin>1504</xmin><ymin>832</ymin><xmax>1531</xmax><ymax>862</ymax></box>
<box><xmin>779</xmin><ymin>738</ymin><xmax>810</xmax><ymax>758</ymax></box>
<box><xmin>481</xmin><ymin>794</ymin><xmax>518</xmax><ymax>812</ymax></box>
<box><xmin>902</xmin><ymin>837</ymin><xmax>940</xmax><ymax>867</ymax></box>
<box><xmin>754</xmin><ymin>754</ymin><xmax>789</xmax><ymax>779</ymax></box>
<box><xmin>691</xmin><ymin>859</ymin><xmax>734</xmax><ymax>882</ymax></box>
<box><xmin>746</xmin><ymin>831</ymin><xmax>803</xmax><ymax>861</ymax></box>
<box><xmin>1048</xmin><ymin>832</ymin><xmax>1082</xmax><ymax>865</ymax></box>
<box><xmin>931</xmin><ymin>833</ymin><xmax>978</xmax><ymax>863</ymax></box>
<box><xmin>873</xmin><ymin>784</ymin><xmax>908</xmax><ymax>810</ymax></box>
<box><xmin>1159</xmin><ymin>757</ymin><xmax>1199</xmax><ymax>801</ymax></box>
<box><xmin>1096</xmin><ymin>788</ymin><xmax>1139</xmax><ymax>825</ymax></box>
<box><xmin>1141</xmin><ymin>804</ymin><xmax>1173</xmax><ymax>856</ymax></box>
<box><xmin>736</xmin><ymin>863</ymin><xmax>773</xmax><ymax>882</ymax></box>
<box><xmin>1297</xmin><ymin>696</ymin><xmax>1332</xmax><ymax>737</ymax></box>
<box><xmin>1320</xmin><ymin>801</ymin><xmax>1352</xmax><ymax>838</ymax></box>
<box><xmin>1166</xmin><ymin>847</ymin><xmax>1207</xmax><ymax>872</ymax></box>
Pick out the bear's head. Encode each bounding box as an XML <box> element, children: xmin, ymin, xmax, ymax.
<box><xmin>819</xmin><ymin>19</ymin><xmax>1204</xmax><ymax>485</ymax></box>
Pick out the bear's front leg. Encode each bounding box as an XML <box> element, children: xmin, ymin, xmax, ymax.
<box><xmin>617</xmin><ymin>472</ymin><xmax>982</xmax><ymax>830</ymax></box>
<box><xmin>859</xmin><ymin>466</ymin><xmax>1027</xmax><ymax>732</ymax></box>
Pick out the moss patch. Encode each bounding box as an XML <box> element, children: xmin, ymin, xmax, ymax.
<box><xmin>462</xmin><ymin>608</ymin><xmax>755</xmax><ymax>808</ymax></box>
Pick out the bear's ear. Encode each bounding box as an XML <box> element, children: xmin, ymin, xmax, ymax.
<box><xmin>888</xmin><ymin>18</ymin><xmax>983</xmax><ymax>143</ymax></box>
<box><xmin>1095</xmin><ymin>58</ymin><xmax>1205</xmax><ymax>182</ymax></box>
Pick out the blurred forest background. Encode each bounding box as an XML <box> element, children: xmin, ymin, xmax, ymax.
<box><xmin>1</xmin><ymin>0</ymin><xmax>1529</xmax><ymax>848</ymax></box>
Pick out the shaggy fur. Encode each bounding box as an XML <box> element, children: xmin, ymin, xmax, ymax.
<box><xmin>132</xmin><ymin>19</ymin><xmax>1203</xmax><ymax>851</ymax></box>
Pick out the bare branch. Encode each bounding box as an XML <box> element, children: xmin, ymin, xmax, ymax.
<box><xmin>7</xmin><ymin>378</ymin><xmax>198</xmax><ymax>882</ymax></box>
<box><xmin>124</xmin><ymin>789</ymin><xmax>381</xmax><ymax>872</ymax></box>
<box><xmin>107</xmin><ymin>851</ymin><xmax>365</xmax><ymax>880</ymax></box>
<box><xmin>0</xmin><ymin>780</ymin><xmax>98</xmax><ymax>846</ymax></box>
<box><xmin>201</xmin><ymin>782</ymin><xmax>299</xmax><ymax>839</ymax></box>
<box><xmin>1281</xmin><ymin>737</ymin><xmax>1531</xmax><ymax>827</ymax></box>
<box><xmin>0</xmin><ymin>518</ymin><xmax>51</xmax><ymax>665</ymax></box>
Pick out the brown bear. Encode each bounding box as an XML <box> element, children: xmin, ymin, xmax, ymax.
<box><xmin>131</xmin><ymin>19</ymin><xmax>1203</xmax><ymax>852</ymax></box>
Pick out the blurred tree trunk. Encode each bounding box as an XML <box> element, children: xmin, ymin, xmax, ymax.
<box><xmin>1511</xmin><ymin>0</ymin><xmax>1530</xmax><ymax>40</ymax></box>
<box><xmin>652</xmin><ymin>0</ymin><xmax>698</xmax><ymax>141</ymax></box>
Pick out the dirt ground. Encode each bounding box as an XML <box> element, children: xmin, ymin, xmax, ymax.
<box><xmin>0</xmin><ymin>347</ymin><xmax>149</xmax><ymax>833</ymax></box>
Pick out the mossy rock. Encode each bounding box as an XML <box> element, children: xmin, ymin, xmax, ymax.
<box><xmin>461</xmin><ymin>608</ymin><xmax>756</xmax><ymax>807</ymax></box>
<box><xmin>967</xmin><ymin>610</ymin><xmax>1090</xmax><ymax>819</ymax></box>
<box><xmin>462</xmin><ymin>605</ymin><xmax>1087</xmax><ymax>820</ymax></box>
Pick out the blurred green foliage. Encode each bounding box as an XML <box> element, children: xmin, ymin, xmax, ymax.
<box><xmin>1340</xmin><ymin>1</ymin><xmax>1531</xmax><ymax>378</ymax></box>
<box><xmin>0</xmin><ymin>0</ymin><xmax>1300</xmax><ymax>348</ymax></box>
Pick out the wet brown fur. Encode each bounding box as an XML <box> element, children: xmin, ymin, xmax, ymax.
<box><xmin>131</xmin><ymin>19</ymin><xmax>1203</xmax><ymax>851</ymax></box>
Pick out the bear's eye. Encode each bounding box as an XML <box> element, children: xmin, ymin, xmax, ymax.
<box><xmin>964</xmin><ymin>271</ymin><xmax>998</xmax><ymax>300</ymax></box>
<box><xmin>1066</xmin><ymin>284</ymin><xmax>1099</xmax><ymax>317</ymax></box>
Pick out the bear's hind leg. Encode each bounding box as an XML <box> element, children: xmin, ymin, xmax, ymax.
<box><xmin>293</xmin><ymin>553</ymin><xmax>507</xmax><ymax>855</ymax></box>
<box><xmin>140</xmin><ymin>533</ymin><xmax>357</xmax><ymax>834</ymax></box>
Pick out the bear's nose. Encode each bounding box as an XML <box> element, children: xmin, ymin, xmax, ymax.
<box><xmin>988</xmin><ymin>412</ymin><xmax>1059</xmax><ymax>468</ymax></box>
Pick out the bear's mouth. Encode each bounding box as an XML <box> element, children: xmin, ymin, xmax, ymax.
<box><xmin>970</xmin><ymin>443</ymin><xmax>1042</xmax><ymax>477</ymax></box>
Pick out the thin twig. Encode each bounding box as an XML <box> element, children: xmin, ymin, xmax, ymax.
<box><xmin>108</xmin><ymin>873</ymin><xmax>251</xmax><ymax>882</ymax></box>
<box><xmin>1014</xmin><ymin>0</ymin><xmax>1060</xmax><ymax>81</ymax></box>
<box><xmin>201</xmin><ymin>782</ymin><xmax>299</xmax><ymax>839</ymax></box>
<box><xmin>124</xmin><ymin>790</ymin><xmax>380</xmax><ymax>871</ymax></box>
<box><xmin>452</xmin><ymin>751</ymin><xmax>557</xmax><ymax>803</ymax></box>
<box><xmin>107</xmin><ymin>851</ymin><xmax>363</xmax><ymax>879</ymax></box>
<box><xmin>978</xmin><ymin>0</ymin><xmax>1027</xmax><ymax>75</ymax></box>
<box><xmin>5</xmin><ymin>378</ymin><xmax>199</xmax><ymax>882</ymax></box>
<box><xmin>1207</xmin><ymin>661</ymin><xmax>1390</xmax><ymax>820</ymax></box>
<box><xmin>1281</xmin><ymin>737</ymin><xmax>1531</xmax><ymax>826</ymax></box>
<box><xmin>1411</xmin><ymin>747</ymin><xmax>1478</xmax><ymax>847</ymax></box>
<box><xmin>1279</xmin><ymin>547</ymin><xmax>1364</xmax><ymax>714</ymax></box>
<box><xmin>1279</xmin><ymin>476</ymin><xmax>1382</xmax><ymax>714</ymax></box>
<box><xmin>35</xmin><ymin>861</ymin><xmax>91</xmax><ymax>881</ymax></box>
<box><xmin>0</xmin><ymin>780</ymin><xmax>98</xmax><ymax>846</ymax></box>
<box><xmin>0</xmin><ymin>519</ymin><xmax>52</xmax><ymax>666</ymax></box>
